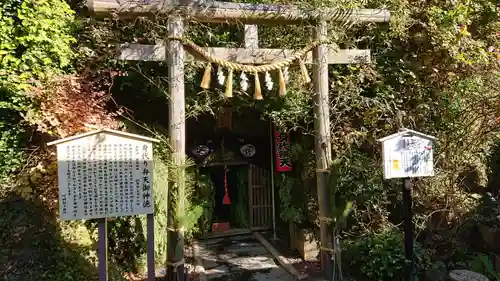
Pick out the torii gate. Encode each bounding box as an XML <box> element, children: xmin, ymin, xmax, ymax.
<box><xmin>86</xmin><ymin>1</ymin><xmax>390</xmax><ymax>280</ymax></box>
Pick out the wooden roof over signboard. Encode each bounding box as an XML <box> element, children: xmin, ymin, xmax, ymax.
<box><xmin>47</xmin><ymin>129</ymin><xmax>160</xmax><ymax>146</ymax></box>
<box><xmin>377</xmin><ymin>128</ymin><xmax>436</xmax><ymax>142</ymax></box>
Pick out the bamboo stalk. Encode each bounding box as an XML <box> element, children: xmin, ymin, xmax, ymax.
<box><xmin>313</xmin><ymin>19</ymin><xmax>333</xmax><ymax>280</ymax></box>
<box><xmin>166</xmin><ymin>14</ymin><xmax>186</xmax><ymax>281</ymax></box>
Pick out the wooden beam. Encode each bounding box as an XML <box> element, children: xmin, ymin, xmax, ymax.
<box><xmin>87</xmin><ymin>0</ymin><xmax>390</xmax><ymax>24</ymax></box>
<box><xmin>244</xmin><ymin>25</ymin><xmax>258</xmax><ymax>49</ymax></box>
<box><xmin>253</xmin><ymin>232</ymin><xmax>309</xmax><ymax>280</ymax></box>
<box><xmin>118</xmin><ymin>43</ymin><xmax>371</xmax><ymax>64</ymax></box>
<box><xmin>312</xmin><ymin>19</ymin><xmax>333</xmax><ymax>280</ymax></box>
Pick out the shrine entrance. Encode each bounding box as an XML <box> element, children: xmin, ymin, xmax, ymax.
<box><xmin>204</xmin><ymin>165</ymin><xmax>244</xmax><ymax>229</ymax></box>
<box><xmin>187</xmin><ymin>108</ymin><xmax>275</xmax><ymax>235</ymax></box>
<box><xmin>87</xmin><ymin>0</ymin><xmax>391</xmax><ymax>278</ymax></box>
<box><xmin>199</xmin><ymin>163</ymin><xmax>273</xmax><ymax>234</ymax></box>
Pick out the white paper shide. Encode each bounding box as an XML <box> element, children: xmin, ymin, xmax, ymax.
<box><xmin>379</xmin><ymin>129</ymin><xmax>435</xmax><ymax>179</ymax></box>
<box><xmin>48</xmin><ymin>129</ymin><xmax>158</xmax><ymax>220</ymax></box>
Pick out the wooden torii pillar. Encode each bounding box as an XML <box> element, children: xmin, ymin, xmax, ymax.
<box><xmin>86</xmin><ymin>1</ymin><xmax>390</xmax><ymax>280</ymax></box>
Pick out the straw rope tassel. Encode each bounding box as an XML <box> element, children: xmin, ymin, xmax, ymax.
<box><xmin>278</xmin><ymin>68</ymin><xmax>286</xmax><ymax>98</ymax></box>
<box><xmin>254</xmin><ymin>72</ymin><xmax>263</xmax><ymax>100</ymax></box>
<box><xmin>299</xmin><ymin>59</ymin><xmax>311</xmax><ymax>84</ymax></box>
<box><xmin>200</xmin><ymin>63</ymin><xmax>212</xmax><ymax>89</ymax></box>
<box><xmin>225</xmin><ymin>69</ymin><xmax>233</xmax><ymax>98</ymax></box>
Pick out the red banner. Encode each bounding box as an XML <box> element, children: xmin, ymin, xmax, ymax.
<box><xmin>273</xmin><ymin>125</ymin><xmax>292</xmax><ymax>172</ymax></box>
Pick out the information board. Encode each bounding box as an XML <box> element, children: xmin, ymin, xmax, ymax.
<box><xmin>380</xmin><ymin>130</ymin><xmax>435</xmax><ymax>179</ymax></box>
<box><xmin>53</xmin><ymin>131</ymin><xmax>155</xmax><ymax>220</ymax></box>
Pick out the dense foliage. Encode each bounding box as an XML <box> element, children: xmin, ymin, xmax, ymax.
<box><xmin>0</xmin><ymin>0</ymin><xmax>75</xmax><ymax>182</ymax></box>
<box><xmin>343</xmin><ymin>229</ymin><xmax>430</xmax><ymax>281</ymax></box>
<box><xmin>0</xmin><ymin>0</ymin><xmax>126</xmax><ymax>280</ymax></box>
<box><xmin>1</xmin><ymin>0</ymin><xmax>499</xmax><ymax>280</ymax></box>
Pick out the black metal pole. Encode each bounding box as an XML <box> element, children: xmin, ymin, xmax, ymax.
<box><xmin>403</xmin><ymin>178</ymin><xmax>414</xmax><ymax>281</ymax></box>
<box><xmin>98</xmin><ymin>218</ymin><xmax>108</xmax><ymax>281</ymax></box>
<box><xmin>147</xmin><ymin>214</ymin><xmax>155</xmax><ymax>281</ymax></box>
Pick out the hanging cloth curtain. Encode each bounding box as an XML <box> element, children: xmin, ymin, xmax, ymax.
<box><xmin>273</xmin><ymin>124</ymin><xmax>293</xmax><ymax>172</ymax></box>
<box><xmin>223</xmin><ymin>166</ymin><xmax>231</xmax><ymax>205</ymax></box>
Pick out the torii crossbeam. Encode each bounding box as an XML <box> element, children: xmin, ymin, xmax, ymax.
<box><xmin>85</xmin><ymin>1</ymin><xmax>390</xmax><ymax>281</ymax></box>
<box><xmin>88</xmin><ymin>0</ymin><xmax>390</xmax><ymax>24</ymax></box>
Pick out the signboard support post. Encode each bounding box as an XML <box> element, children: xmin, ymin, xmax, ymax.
<box><xmin>147</xmin><ymin>213</ymin><xmax>156</xmax><ymax>281</ymax></box>
<box><xmin>378</xmin><ymin>129</ymin><xmax>436</xmax><ymax>281</ymax></box>
<box><xmin>403</xmin><ymin>178</ymin><xmax>414</xmax><ymax>281</ymax></box>
<box><xmin>98</xmin><ymin>218</ymin><xmax>108</xmax><ymax>281</ymax></box>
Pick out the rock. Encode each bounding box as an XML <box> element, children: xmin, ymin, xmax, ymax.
<box><xmin>449</xmin><ymin>270</ymin><xmax>489</xmax><ymax>281</ymax></box>
<box><xmin>423</xmin><ymin>261</ymin><xmax>447</xmax><ymax>281</ymax></box>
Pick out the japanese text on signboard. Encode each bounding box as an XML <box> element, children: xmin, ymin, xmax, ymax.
<box><xmin>57</xmin><ymin>140</ymin><xmax>154</xmax><ymax>220</ymax></box>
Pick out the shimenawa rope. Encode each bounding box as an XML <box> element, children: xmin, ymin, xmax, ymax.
<box><xmin>168</xmin><ymin>36</ymin><xmax>330</xmax><ymax>72</ymax></box>
<box><xmin>168</xmin><ymin>36</ymin><xmax>330</xmax><ymax>99</ymax></box>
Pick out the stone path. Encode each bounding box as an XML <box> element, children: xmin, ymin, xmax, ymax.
<box><xmin>197</xmin><ymin>234</ymin><xmax>295</xmax><ymax>281</ymax></box>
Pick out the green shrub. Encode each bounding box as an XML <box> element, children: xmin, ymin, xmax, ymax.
<box><xmin>343</xmin><ymin>229</ymin><xmax>430</xmax><ymax>281</ymax></box>
<box><xmin>0</xmin><ymin>113</ymin><xmax>27</xmax><ymax>185</ymax></box>
<box><xmin>0</xmin><ymin>0</ymin><xmax>76</xmax><ymax>89</ymax></box>
<box><xmin>277</xmin><ymin>174</ymin><xmax>306</xmax><ymax>224</ymax></box>
<box><xmin>195</xmin><ymin>171</ymin><xmax>215</xmax><ymax>234</ymax></box>
<box><xmin>0</xmin><ymin>0</ymin><xmax>76</xmax><ymax>187</ymax></box>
